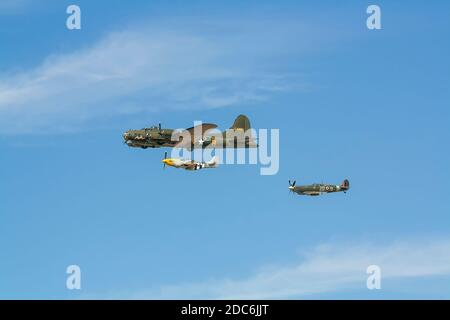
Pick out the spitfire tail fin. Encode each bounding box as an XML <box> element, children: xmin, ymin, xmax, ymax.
<box><xmin>341</xmin><ymin>179</ymin><xmax>350</xmax><ymax>190</ymax></box>
<box><xmin>230</xmin><ymin>114</ymin><xmax>251</xmax><ymax>132</ymax></box>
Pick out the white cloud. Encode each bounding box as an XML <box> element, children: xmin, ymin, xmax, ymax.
<box><xmin>0</xmin><ymin>0</ymin><xmax>31</xmax><ymax>14</ymax></box>
<box><xmin>127</xmin><ymin>238</ymin><xmax>450</xmax><ymax>299</ymax></box>
<box><xmin>0</xmin><ymin>23</ymin><xmax>306</xmax><ymax>134</ymax></box>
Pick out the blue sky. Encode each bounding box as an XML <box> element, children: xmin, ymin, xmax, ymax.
<box><xmin>1</xmin><ymin>0</ymin><xmax>450</xmax><ymax>299</ymax></box>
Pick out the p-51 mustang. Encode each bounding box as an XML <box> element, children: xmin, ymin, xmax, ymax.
<box><xmin>288</xmin><ymin>179</ymin><xmax>350</xmax><ymax>196</ymax></box>
<box><xmin>123</xmin><ymin>115</ymin><xmax>258</xmax><ymax>150</ymax></box>
<box><xmin>162</xmin><ymin>152</ymin><xmax>219</xmax><ymax>171</ymax></box>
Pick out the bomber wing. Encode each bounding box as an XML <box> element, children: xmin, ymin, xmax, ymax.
<box><xmin>175</xmin><ymin>123</ymin><xmax>218</xmax><ymax>149</ymax></box>
<box><xmin>185</xmin><ymin>123</ymin><xmax>218</xmax><ymax>134</ymax></box>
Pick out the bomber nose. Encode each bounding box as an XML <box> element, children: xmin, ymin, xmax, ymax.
<box><xmin>123</xmin><ymin>131</ymin><xmax>132</xmax><ymax>141</ymax></box>
<box><xmin>123</xmin><ymin>132</ymin><xmax>134</xmax><ymax>145</ymax></box>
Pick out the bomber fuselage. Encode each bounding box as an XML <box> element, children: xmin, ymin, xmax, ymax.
<box><xmin>123</xmin><ymin>115</ymin><xmax>258</xmax><ymax>150</ymax></box>
<box><xmin>123</xmin><ymin>126</ymin><xmax>177</xmax><ymax>149</ymax></box>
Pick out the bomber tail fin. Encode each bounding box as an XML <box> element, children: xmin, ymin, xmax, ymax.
<box><xmin>230</xmin><ymin>114</ymin><xmax>251</xmax><ymax>132</ymax></box>
<box><xmin>228</xmin><ymin>114</ymin><xmax>258</xmax><ymax>148</ymax></box>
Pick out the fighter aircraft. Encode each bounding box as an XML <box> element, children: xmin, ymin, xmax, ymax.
<box><xmin>162</xmin><ymin>152</ymin><xmax>219</xmax><ymax>171</ymax></box>
<box><xmin>123</xmin><ymin>115</ymin><xmax>258</xmax><ymax>150</ymax></box>
<box><xmin>288</xmin><ymin>179</ymin><xmax>350</xmax><ymax>196</ymax></box>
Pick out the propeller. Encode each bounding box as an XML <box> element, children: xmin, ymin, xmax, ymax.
<box><xmin>163</xmin><ymin>151</ymin><xmax>167</xmax><ymax>169</ymax></box>
<box><xmin>288</xmin><ymin>180</ymin><xmax>296</xmax><ymax>194</ymax></box>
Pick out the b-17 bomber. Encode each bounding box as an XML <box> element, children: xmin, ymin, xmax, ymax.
<box><xmin>123</xmin><ymin>115</ymin><xmax>258</xmax><ymax>150</ymax></box>
<box><xmin>288</xmin><ymin>179</ymin><xmax>350</xmax><ymax>196</ymax></box>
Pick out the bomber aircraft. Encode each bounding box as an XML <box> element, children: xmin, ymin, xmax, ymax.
<box><xmin>288</xmin><ymin>179</ymin><xmax>350</xmax><ymax>196</ymax></box>
<box><xmin>162</xmin><ymin>152</ymin><xmax>219</xmax><ymax>171</ymax></box>
<box><xmin>123</xmin><ymin>115</ymin><xmax>258</xmax><ymax>150</ymax></box>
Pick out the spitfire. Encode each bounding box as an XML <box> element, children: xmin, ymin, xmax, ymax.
<box><xmin>123</xmin><ymin>115</ymin><xmax>258</xmax><ymax>150</ymax></box>
<box><xmin>162</xmin><ymin>152</ymin><xmax>219</xmax><ymax>171</ymax></box>
<box><xmin>288</xmin><ymin>179</ymin><xmax>350</xmax><ymax>196</ymax></box>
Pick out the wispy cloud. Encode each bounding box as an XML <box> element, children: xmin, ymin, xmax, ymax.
<box><xmin>0</xmin><ymin>22</ymin><xmax>311</xmax><ymax>134</ymax></box>
<box><xmin>0</xmin><ymin>0</ymin><xmax>29</xmax><ymax>14</ymax></box>
<box><xmin>124</xmin><ymin>238</ymin><xmax>450</xmax><ymax>299</ymax></box>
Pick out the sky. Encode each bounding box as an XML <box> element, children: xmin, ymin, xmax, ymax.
<box><xmin>0</xmin><ymin>0</ymin><xmax>450</xmax><ymax>299</ymax></box>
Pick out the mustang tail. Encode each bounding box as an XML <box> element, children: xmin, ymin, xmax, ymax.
<box><xmin>206</xmin><ymin>156</ymin><xmax>219</xmax><ymax>168</ymax></box>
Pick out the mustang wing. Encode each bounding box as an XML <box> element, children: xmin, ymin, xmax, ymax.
<box><xmin>179</xmin><ymin>160</ymin><xmax>197</xmax><ymax>169</ymax></box>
